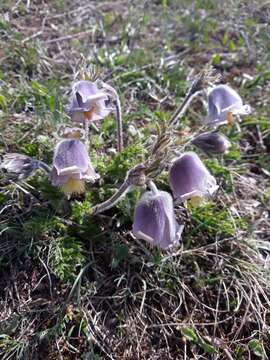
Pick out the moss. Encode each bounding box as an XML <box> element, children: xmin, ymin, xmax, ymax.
<box><xmin>189</xmin><ymin>203</ymin><xmax>247</xmax><ymax>238</ymax></box>
<box><xmin>50</xmin><ymin>236</ymin><xmax>86</xmax><ymax>282</ymax></box>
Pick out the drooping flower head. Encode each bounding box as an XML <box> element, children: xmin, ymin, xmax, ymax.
<box><xmin>69</xmin><ymin>80</ymin><xmax>112</xmax><ymax>123</ymax></box>
<box><xmin>169</xmin><ymin>152</ymin><xmax>218</xmax><ymax>205</ymax></box>
<box><xmin>133</xmin><ymin>187</ymin><xmax>183</xmax><ymax>250</ymax></box>
<box><xmin>1</xmin><ymin>153</ymin><xmax>50</xmax><ymax>179</ymax></box>
<box><xmin>206</xmin><ymin>84</ymin><xmax>251</xmax><ymax>127</ymax></box>
<box><xmin>191</xmin><ymin>132</ymin><xmax>231</xmax><ymax>155</ymax></box>
<box><xmin>50</xmin><ymin>139</ymin><xmax>99</xmax><ymax>196</ymax></box>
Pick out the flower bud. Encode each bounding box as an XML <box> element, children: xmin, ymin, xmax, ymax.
<box><xmin>169</xmin><ymin>152</ymin><xmax>218</xmax><ymax>203</ymax></box>
<box><xmin>191</xmin><ymin>132</ymin><xmax>231</xmax><ymax>154</ymax></box>
<box><xmin>1</xmin><ymin>153</ymin><xmax>44</xmax><ymax>180</ymax></box>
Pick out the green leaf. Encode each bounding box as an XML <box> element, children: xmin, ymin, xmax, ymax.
<box><xmin>228</xmin><ymin>40</ymin><xmax>236</xmax><ymax>51</ymax></box>
<box><xmin>31</xmin><ymin>80</ymin><xmax>48</xmax><ymax>96</ymax></box>
<box><xmin>211</xmin><ymin>53</ymin><xmax>221</xmax><ymax>65</ymax></box>
<box><xmin>222</xmin><ymin>31</ymin><xmax>228</xmax><ymax>45</ymax></box>
<box><xmin>199</xmin><ymin>340</ymin><xmax>216</xmax><ymax>354</ymax></box>
<box><xmin>181</xmin><ymin>327</ymin><xmax>199</xmax><ymax>342</ymax></box>
<box><xmin>0</xmin><ymin>94</ymin><xmax>7</xmax><ymax>111</ymax></box>
<box><xmin>45</xmin><ymin>94</ymin><xmax>56</xmax><ymax>112</ymax></box>
<box><xmin>248</xmin><ymin>339</ymin><xmax>266</xmax><ymax>358</ymax></box>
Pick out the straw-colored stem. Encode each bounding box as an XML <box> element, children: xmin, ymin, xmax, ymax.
<box><xmin>84</xmin><ymin>118</ymin><xmax>90</xmax><ymax>151</ymax></box>
<box><xmin>169</xmin><ymin>91</ymin><xmax>200</xmax><ymax>128</ymax></box>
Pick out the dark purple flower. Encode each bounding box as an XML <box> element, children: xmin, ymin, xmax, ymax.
<box><xmin>191</xmin><ymin>132</ymin><xmax>231</xmax><ymax>154</ymax></box>
<box><xmin>169</xmin><ymin>152</ymin><xmax>218</xmax><ymax>203</ymax></box>
<box><xmin>50</xmin><ymin>139</ymin><xmax>99</xmax><ymax>195</ymax></box>
<box><xmin>133</xmin><ymin>188</ymin><xmax>183</xmax><ymax>250</ymax></box>
<box><xmin>68</xmin><ymin>80</ymin><xmax>112</xmax><ymax>123</ymax></box>
<box><xmin>206</xmin><ymin>84</ymin><xmax>251</xmax><ymax>126</ymax></box>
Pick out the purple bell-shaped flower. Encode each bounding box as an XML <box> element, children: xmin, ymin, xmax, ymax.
<box><xmin>206</xmin><ymin>84</ymin><xmax>251</xmax><ymax>127</ymax></box>
<box><xmin>191</xmin><ymin>132</ymin><xmax>231</xmax><ymax>155</ymax></box>
<box><xmin>169</xmin><ymin>152</ymin><xmax>218</xmax><ymax>204</ymax></box>
<box><xmin>133</xmin><ymin>183</ymin><xmax>183</xmax><ymax>250</ymax></box>
<box><xmin>50</xmin><ymin>139</ymin><xmax>99</xmax><ymax>196</ymax></box>
<box><xmin>68</xmin><ymin>80</ymin><xmax>112</xmax><ymax>123</ymax></box>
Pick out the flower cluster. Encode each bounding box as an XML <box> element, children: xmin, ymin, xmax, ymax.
<box><xmin>130</xmin><ymin>83</ymin><xmax>251</xmax><ymax>249</ymax></box>
<box><xmin>51</xmin><ymin>79</ymin><xmax>117</xmax><ymax>197</ymax></box>
<box><xmin>1</xmin><ymin>68</ymin><xmax>251</xmax><ymax>251</ymax></box>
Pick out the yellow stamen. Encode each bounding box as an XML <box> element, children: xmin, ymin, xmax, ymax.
<box><xmin>227</xmin><ymin>111</ymin><xmax>234</xmax><ymax>127</ymax></box>
<box><xmin>61</xmin><ymin>179</ymin><xmax>85</xmax><ymax>195</ymax></box>
<box><xmin>189</xmin><ymin>195</ymin><xmax>205</xmax><ymax>208</ymax></box>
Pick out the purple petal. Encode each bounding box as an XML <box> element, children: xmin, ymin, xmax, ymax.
<box><xmin>169</xmin><ymin>152</ymin><xmax>217</xmax><ymax>201</ymax></box>
<box><xmin>50</xmin><ymin>166</ymin><xmax>69</xmax><ymax>186</ymax></box>
<box><xmin>192</xmin><ymin>132</ymin><xmax>231</xmax><ymax>154</ymax></box>
<box><xmin>53</xmin><ymin>140</ymin><xmax>89</xmax><ymax>174</ymax></box>
<box><xmin>133</xmin><ymin>190</ymin><xmax>182</xmax><ymax>250</ymax></box>
<box><xmin>68</xmin><ymin>80</ymin><xmax>112</xmax><ymax>122</ymax></box>
<box><xmin>51</xmin><ymin>139</ymin><xmax>100</xmax><ymax>188</ymax></box>
<box><xmin>73</xmin><ymin>81</ymin><xmax>99</xmax><ymax>103</ymax></box>
<box><xmin>206</xmin><ymin>84</ymin><xmax>250</xmax><ymax>125</ymax></box>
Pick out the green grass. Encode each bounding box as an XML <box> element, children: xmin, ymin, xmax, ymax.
<box><xmin>0</xmin><ymin>0</ymin><xmax>270</xmax><ymax>359</ymax></box>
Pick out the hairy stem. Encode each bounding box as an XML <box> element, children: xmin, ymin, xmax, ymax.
<box><xmin>36</xmin><ymin>160</ymin><xmax>51</xmax><ymax>173</ymax></box>
<box><xmin>100</xmin><ymin>81</ymin><xmax>123</xmax><ymax>152</ymax></box>
<box><xmin>84</xmin><ymin>118</ymin><xmax>90</xmax><ymax>151</ymax></box>
<box><xmin>115</xmin><ymin>96</ymin><xmax>123</xmax><ymax>152</ymax></box>
<box><xmin>148</xmin><ymin>180</ymin><xmax>159</xmax><ymax>194</ymax></box>
<box><xmin>92</xmin><ymin>163</ymin><xmax>146</xmax><ymax>215</ymax></box>
<box><xmin>169</xmin><ymin>91</ymin><xmax>201</xmax><ymax>127</ymax></box>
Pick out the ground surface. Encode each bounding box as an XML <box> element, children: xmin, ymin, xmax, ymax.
<box><xmin>0</xmin><ymin>0</ymin><xmax>270</xmax><ymax>359</ymax></box>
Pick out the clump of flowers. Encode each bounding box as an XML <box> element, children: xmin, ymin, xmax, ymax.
<box><xmin>0</xmin><ymin>65</ymin><xmax>252</xmax><ymax>251</ymax></box>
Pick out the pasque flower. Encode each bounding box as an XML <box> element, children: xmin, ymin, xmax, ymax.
<box><xmin>50</xmin><ymin>139</ymin><xmax>99</xmax><ymax>196</ymax></box>
<box><xmin>1</xmin><ymin>153</ymin><xmax>50</xmax><ymax>179</ymax></box>
<box><xmin>69</xmin><ymin>80</ymin><xmax>112</xmax><ymax>123</ymax></box>
<box><xmin>191</xmin><ymin>132</ymin><xmax>231</xmax><ymax>155</ymax></box>
<box><xmin>206</xmin><ymin>84</ymin><xmax>251</xmax><ymax>126</ymax></box>
<box><xmin>169</xmin><ymin>152</ymin><xmax>218</xmax><ymax>204</ymax></box>
<box><xmin>133</xmin><ymin>184</ymin><xmax>183</xmax><ymax>250</ymax></box>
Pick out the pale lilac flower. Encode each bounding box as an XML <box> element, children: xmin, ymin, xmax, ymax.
<box><xmin>169</xmin><ymin>152</ymin><xmax>218</xmax><ymax>204</ymax></box>
<box><xmin>50</xmin><ymin>139</ymin><xmax>99</xmax><ymax>195</ymax></box>
<box><xmin>69</xmin><ymin>80</ymin><xmax>112</xmax><ymax>123</ymax></box>
<box><xmin>1</xmin><ymin>153</ymin><xmax>50</xmax><ymax>179</ymax></box>
<box><xmin>206</xmin><ymin>84</ymin><xmax>251</xmax><ymax>126</ymax></box>
<box><xmin>133</xmin><ymin>187</ymin><xmax>183</xmax><ymax>250</ymax></box>
<box><xmin>191</xmin><ymin>132</ymin><xmax>231</xmax><ymax>155</ymax></box>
